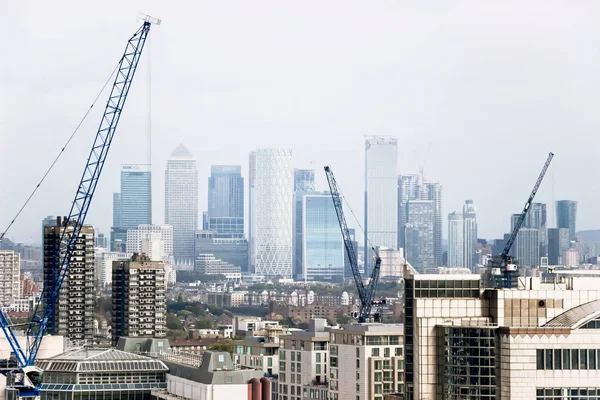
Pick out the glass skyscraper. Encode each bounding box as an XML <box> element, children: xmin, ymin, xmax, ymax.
<box><xmin>120</xmin><ymin>164</ymin><xmax>152</xmax><ymax>229</ymax></box>
<box><xmin>208</xmin><ymin>165</ymin><xmax>244</xmax><ymax>238</ymax></box>
<box><xmin>294</xmin><ymin>169</ymin><xmax>315</xmax><ymax>192</ymax></box>
<box><xmin>556</xmin><ymin>200</ymin><xmax>577</xmax><ymax>242</ymax></box>
<box><xmin>463</xmin><ymin>200</ymin><xmax>477</xmax><ymax>272</ymax></box>
<box><xmin>293</xmin><ymin>192</ymin><xmax>344</xmax><ymax>281</ymax></box>
<box><xmin>249</xmin><ymin>148</ymin><xmax>293</xmax><ymax>278</ymax></box>
<box><xmin>165</xmin><ymin>144</ymin><xmax>198</xmax><ymax>262</ymax></box>
<box><xmin>405</xmin><ymin>199</ymin><xmax>434</xmax><ymax>272</ymax></box>
<box><xmin>365</xmin><ymin>136</ymin><xmax>398</xmax><ymax>273</ymax></box>
<box><xmin>447</xmin><ymin>212</ymin><xmax>464</xmax><ymax>268</ymax></box>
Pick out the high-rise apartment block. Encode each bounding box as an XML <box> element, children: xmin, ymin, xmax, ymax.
<box><xmin>111</xmin><ymin>253</ymin><xmax>166</xmax><ymax>346</ymax></box>
<box><xmin>329</xmin><ymin>323</ymin><xmax>405</xmax><ymax>400</ymax></box>
<box><xmin>365</xmin><ymin>137</ymin><xmax>398</xmax><ymax>273</ymax></box>
<box><xmin>405</xmin><ymin>200</ymin><xmax>434</xmax><ymax>272</ymax></box>
<box><xmin>447</xmin><ymin>212</ymin><xmax>464</xmax><ymax>268</ymax></box>
<box><xmin>0</xmin><ymin>251</ymin><xmax>20</xmax><ymax>307</ymax></box>
<box><xmin>294</xmin><ymin>169</ymin><xmax>315</xmax><ymax>192</ymax></box>
<box><xmin>463</xmin><ymin>200</ymin><xmax>478</xmax><ymax>271</ymax></box>
<box><xmin>556</xmin><ymin>200</ymin><xmax>577</xmax><ymax>242</ymax></box>
<box><xmin>165</xmin><ymin>144</ymin><xmax>198</xmax><ymax>262</ymax></box>
<box><xmin>43</xmin><ymin>217</ymin><xmax>95</xmax><ymax>343</ymax></box>
<box><xmin>292</xmin><ymin>192</ymin><xmax>344</xmax><ymax>281</ymax></box>
<box><xmin>249</xmin><ymin>148</ymin><xmax>293</xmax><ymax>278</ymax></box>
<box><xmin>208</xmin><ymin>165</ymin><xmax>244</xmax><ymax>238</ymax></box>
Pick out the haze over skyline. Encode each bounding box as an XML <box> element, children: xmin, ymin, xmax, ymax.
<box><xmin>1</xmin><ymin>1</ymin><xmax>597</xmax><ymax>244</ymax></box>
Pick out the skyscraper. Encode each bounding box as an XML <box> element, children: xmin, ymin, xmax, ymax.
<box><xmin>447</xmin><ymin>212</ymin><xmax>464</xmax><ymax>268</ymax></box>
<box><xmin>365</xmin><ymin>136</ymin><xmax>398</xmax><ymax>273</ymax></box>
<box><xmin>398</xmin><ymin>174</ymin><xmax>421</xmax><ymax>248</ymax></box>
<box><xmin>526</xmin><ymin>202</ymin><xmax>548</xmax><ymax>257</ymax></box>
<box><xmin>463</xmin><ymin>200</ymin><xmax>477</xmax><ymax>272</ymax></box>
<box><xmin>112</xmin><ymin>193</ymin><xmax>122</xmax><ymax>228</ymax></box>
<box><xmin>249</xmin><ymin>148</ymin><xmax>293</xmax><ymax>278</ymax></box>
<box><xmin>126</xmin><ymin>225</ymin><xmax>174</xmax><ymax>259</ymax></box>
<box><xmin>43</xmin><ymin>217</ymin><xmax>95</xmax><ymax>343</ymax></box>
<box><xmin>208</xmin><ymin>165</ymin><xmax>244</xmax><ymax>238</ymax></box>
<box><xmin>556</xmin><ymin>200</ymin><xmax>577</xmax><ymax>242</ymax></box>
<box><xmin>120</xmin><ymin>164</ymin><xmax>152</xmax><ymax>229</ymax></box>
<box><xmin>293</xmin><ymin>192</ymin><xmax>344</xmax><ymax>281</ymax></box>
<box><xmin>0</xmin><ymin>251</ymin><xmax>20</xmax><ymax>307</ymax></box>
<box><xmin>294</xmin><ymin>169</ymin><xmax>315</xmax><ymax>192</ymax></box>
<box><xmin>515</xmin><ymin>228</ymin><xmax>540</xmax><ymax>267</ymax></box>
<box><xmin>165</xmin><ymin>144</ymin><xmax>198</xmax><ymax>262</ymax></box>
<box><xmin>424</xmin><ymin>182</ymin><xmax>443</xmax><ymax>267</ymax></box>
<box><xmin>405</xmin><ymin>200</ymin><xmax>434</xmax><ymax>272</ymax></box>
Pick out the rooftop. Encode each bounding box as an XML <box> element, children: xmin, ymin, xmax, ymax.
<box><xmin>169</xmin><ymin>143</ymin><xmax>194</xmax><ymax>160</ymax></box>
<box><xmin>37</xmin><ymin>348</ymin><xmax>168</xmax><ymax>373</ymax></box>
<box><xmin>544</xmin><ymin>299</ymin><xmax>600</xmax><ymax>329</ymax></box>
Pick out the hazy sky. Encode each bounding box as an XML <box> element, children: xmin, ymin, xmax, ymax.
<box><xmin>1</xmin><ymin>1</ymin><xmax>599</xmax><ymax>245</ymax></box>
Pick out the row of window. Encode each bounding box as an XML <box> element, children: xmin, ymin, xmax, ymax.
<box><xmin>537</xmin><ymin>349</ymin><xmax>600</xmax><ymax>370</ymax></box>
<box><xmin>537</xmin><ymin>387</ymin><xmax>600</xmax><ymax>400</ymax></box>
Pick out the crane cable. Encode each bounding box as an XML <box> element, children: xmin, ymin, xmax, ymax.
<box><xmin>334</xmin><ymin>179</ymin><xmax>376</xmax><ymax>252</ymax></box>
<box><xmin>0</xmin><ymin>60</ymin><xmax>122</xmax><ymax>242</ymax></box>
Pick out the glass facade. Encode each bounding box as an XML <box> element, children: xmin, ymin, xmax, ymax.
<box><xmin>195</xmin><ymin>231</ymin><xmax>248</xmax><ymax>272</ymax></box>
<box><xmin>405</xmin><ymin>200</ymin><xmax>434</xmax><ymax>272</ymax></box>
<box><xmin>365</xmin><ymin>137</ymin><xmax>398</xmax><ymax>274</ymax></box>
<box><xmin>165</xmin><ymin>145</ymin><xmax>198</xmax><ymax>261</ymax></box>
<box><xmin>249</xmin><ymin>149</ymin><xmax>293</xmax><ymax>278</ymax></box>
<box><xmin>294</xmin><ymin>169</ymin><xmax>315</xmax><ymax>192</ymax></box>
<box><xmin>208</xmin><ymin>165</ymin><xmax>244</xmax><ymax>238</ymax></box>
<box><xmin>516</xmin><ymin>228</ymin><xmax>540</xmax><ymax>268</ymax></box>
<box><xmin>537</xmin><ymin>388</ymin><xmax>600</xmax><ymax>400</ymax></box>
<box><xmin>120</xmin><ymin>165</ymin><xmax>152</xmax><ymax>230</ymax></box>
<box><xmin>462</xmin><ymin>200</ymin><xmax>477</xmax><ymax>272</ymax></box>
<box><xmin>440</xmin><ymin>326</ymin><xmax>497</xmax><ymax>400</ymax></box>
<box><xmin>300</xmin><ymin>194</ymin><xmax>344</xmax><ymax>281</ymax></box>
<box><xmin>556</xmin><ymin>200</ymin><xmax>577</xmax><ymax>242</ymax></box>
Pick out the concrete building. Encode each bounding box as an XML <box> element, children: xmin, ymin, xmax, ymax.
<box><xmin>278</xmin><ymin>319</ymin><xmax>330</xmax><ymax>398</ymax></box>
<box><xmin>463</xmin><ymin>200</ymin><xmax>478</xmax><ymax>272</ymax></box>
<box><xmin>195</xmin><ymin>231</ymin><xmax>248</xmax><ymax>273</ymax></box>
<box><xmin>365</xmin><ymin>137</ymin><xmax>398</xmax><ymax>274</ymax></box>
<box><xmin>293</xmin><ymin>192</ymin><xmax>344</xmax><ymax>282</ymax></box>
<box><xmin>0</xmin><ymin>251</ymin><xmax>20</xmax><ymax>307</ymax></box>
<box><xmin>126</xmin><ymin>224</ymin><xmax>174</xmax><ymax>260</ymax></box>
<box><xmin>378</xmin><ymin>247</ymin><xmax>406</xmax><ymax>279</ymax></box>
<box><xmin>94</xmin><ymin>248</ymin><xmax>131</xmax><ymax>287</ymax></box>
<box><xmin>249</xmin><ymin>148</ymin><xmax>293</xmax><ymax>278</ymax></box>
<box><xmin>165</xmin><ymin>144</ymin><xmax>198</xmax><ymax>262</ymax></box>
<box><xmin>556</xmin><ymin>200</ymin><xmax>578</xmax><ymax>242</ymax></box>
<box><xmin>563</xmin><ymin>248</ymin><xmax>579</xmax><ymax>267</ymax></box>
<box><xmin>195</xmin><ymin>254</ymin><xmax>242</xmax><ymax>281</ymax></box>
<box><xmin>208</xmin><ymin>165</ymin><xmax>244</xmax><ymax>238</ymax></box>
<box><xmin>329</xmin><ymin>323</ymin><xmax>405</xmax><ymax>400</ymax></box>
<box><xmin>447</xmin><ymin>212</ymin><xmax>464</xmax><ymax>268</ymax></box>
<box><xmin>234</xmin><ymin>325</ymin><xmax>283</xmax><ymax>376</ymax></box>
<box><xmin>405</xmin><ymin>200</ymin><xmax>435</xmax><ymax>272</ymax></box>
<box><xmin>112</xmin><ymin>253</ymin><xmax>166</xmax><ymax>345</ymax></box>
<box><xmin>43</xmin><ymin>217</ymin><xmax>95</xmax><ymax>343</ymax></box>
<box><xmin>294</xmin><ymin>169</ymin><xmax>315</xmax><ymax>192</ymax></box>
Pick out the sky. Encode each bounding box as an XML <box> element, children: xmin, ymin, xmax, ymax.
<box><xmin>1</xmin><ymin>1</ymin><xmax>600</xmax><ymax>245</ymax></box>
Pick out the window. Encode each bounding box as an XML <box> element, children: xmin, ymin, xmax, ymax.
<box><xmin>316</xmin><ymin>364</ymin><xmax>321</xmax><ymax>374</ymax></box>
<box><xmin>374</xmin><ymin>372</ymin><xmax>382</xmax><ymax>382</ymax></box>
<box><xmin>268</xmin><ymin>358</ymin><xmax>272</xmax><ymax>367</ymax></box>
<box><xmin>372</xmin><ymin>348</ymin><xmax>380</xmax><ymax>357</ymax></box>
<box><xmin>554</xmin><ymin>349</ymin><xmax>561</xmax><ymax>370</ymax></box>
<box><xmin>545</xmin><ymin>349</ymin><xmax>553</xmax><ymax>370</ymax></box>
<box><xmin>297</xmin><ymin>352</ymin><xmax>301</xmax><ymax>361</ymax></box>
<box><xmin>291</xmin><ymin>352</ymin><xmax>295</xmax><ymax>362</ymax></box>
<box><xmin>356</xmin><ymin>348</ymin><xmax>360</xmax><ymax>358</ymax></box>
<box><xmin>316</xmin><ymin>353</ymin><xmax>321</xmax><ymax>363</ymax></box>
<box><xmin>384</xmin><ymin>348</ymin><xmax>390</xmax><ymax>358</ymax></box>
<box><xmin>563</xmin><ymin>349</ymin><xmax>571</xmax><ymax>369</ymax></box>
<box><xmin>395</xmin><ymin>347</ymin><xmax>403</xmax><ymax>356</ymax></box>
<box><xmin>331</xmin><ymin>357</ymin><xmax>338</xmax><ymax>367</ymax></box>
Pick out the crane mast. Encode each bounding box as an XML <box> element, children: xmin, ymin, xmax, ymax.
<box><xmin>490</xmin><ymin>152</ymin><xmax>554</xmax><ymax>288</ymax></box>
<box><xmin>0</xmin><ymin>21</ymin><xmax>153</xmax><ymax>398</ymax></box>
<box><xmin>324</xmin><ymin>166</ymin><xmax>384</xmax><ymax>322</ymax></box>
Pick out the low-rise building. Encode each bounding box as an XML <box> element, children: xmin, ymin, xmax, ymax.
<box><xmin>234</xmin><ymin>325</ymin><xmax>283</xmax><ymax>376</ymax></box>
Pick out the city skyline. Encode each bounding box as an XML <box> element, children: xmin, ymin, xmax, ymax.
<box><xmin>1</xmin><ymin>3</ymin><xmax>596</xmax><ymax>247</ymax></box>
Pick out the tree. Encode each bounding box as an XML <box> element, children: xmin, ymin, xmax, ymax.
<box><xmin>177</xmin><ymin>293</ymin><xmax>184</xmax><ymax>303</ymax></box>
<box><xmin>166</xmin><ymin>313</ymin><xmax>183</xmax><ymax>330</ymax></box>
<box><xmin>209</xmin><ymin>339</ymin><xmax>234</xmax><ymax>355</ymax></box>
<box><xmin>195</xmin><ymin>317</ymin><xmax>214</xmax><ymax>329</ymax></box>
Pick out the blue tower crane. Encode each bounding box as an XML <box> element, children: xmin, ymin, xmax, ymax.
<box><xmin>0</xmin><ymin>20</ymin><xmax>154</xmax><ymax>399</ymax></box>
<box><xmin>489</xmin><ymin>152</ymin><xmax>554</xmax><ymax>288</ymax></box>
<box><xmin>324</xmin><ymin>166</ymin><xmax>385</xmax><ymax>323</ymax></box>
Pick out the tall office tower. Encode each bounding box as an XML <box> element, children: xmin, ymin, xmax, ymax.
<box><xmin>249</xmin><ymin>148</ymin><xmax>293</xmax><ymax>278</ymax></box>
<box><xmin>397</xmin><ymin>174</ymin><xmax>422</xmax><ymax>247</ymax></box>
<box><xmin>292</xmin><ymin>192</ymin><xmax>344</xmax><ymax>282</ymax></box>
<box><xmin>0</xmin><ymin>251</ymin><xmax>20</xmax><ymax>307</ymax></box>
<box><xmin>462</xmin><ymin>200</ymin><xmax>478</xmax><ymax>272</ymax></box>
<box><xmin>405</xmin><ymin>200</ymin><xmax>434</xmax><ymax>272</ymax></box>
<box><xmin>556</xmin><ymin>200</ymin><xmax>577</xmax><ymax>242</ymax></box>
<box><xmin>294</xmin><ymin>169</ymin><xmax>315</xmax><ymax>192</ymax></box>
<box><xmin>111</xmin><ymin>193</ymin><xmax>126</xmax><ymax>251</ymax></box>
<box><xmin>208</xmin><ymin>165</ymin><xmax>244</xmax><ymax>238</ymax></box>
<box><xmin>95</xmin><ymin>233</ymin><xmax>108</xmax><ymax>249</ymax></box>
<box><xmin>126</xmin><ymin>225</ymin><xmax>174</xmax><ymax>259</ymax></box>
<box><xmin>447</xmin><ymin>212</ymin><xmax>464</xmax><ymax>268</ymax></box>
<box><xmin>165</xmin><ymin>144</ymin><xmax>198</xmax><ymax>262</ymax></box>
<box><xmin>195</xmin><ymin>231</ymin><xmax>248</xmax><ymax>273</ymax></box>
<box><xmin>43</xmin><ymin>217</ymin><xmax>95</xmax><ymax>343</ymax></box>
<box><xmin>112</xmin><ymin>193</ymin><xmax>121</xmax><ymax>227</ymax></box>
<box><xmin>120</xmin><ymin>164</ymin><xmax>152</xmax><ymax>229</ymax></box>
<box><xmin>111</xmin><ymin>253</ymin><xmax>166</xmax><ymax>346</ymax></box>
<box><xmin>547</xmin><ymin>228</ymin><xmax>560</xmax><ymax>265</ymax></box>
<box><xmin>424</xmin><ymin>182</ymin><xmax>443</xmax><ymax>267</ymax></box>
<box><xmin>516</xmin><ymin>228</ymin><xmax>540</xmax><ymax>267</ymax></box>
<box><xmin>365</xmin><ymin>136</ymin><xmax>398</xmax><ymax>273</ymax></box>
